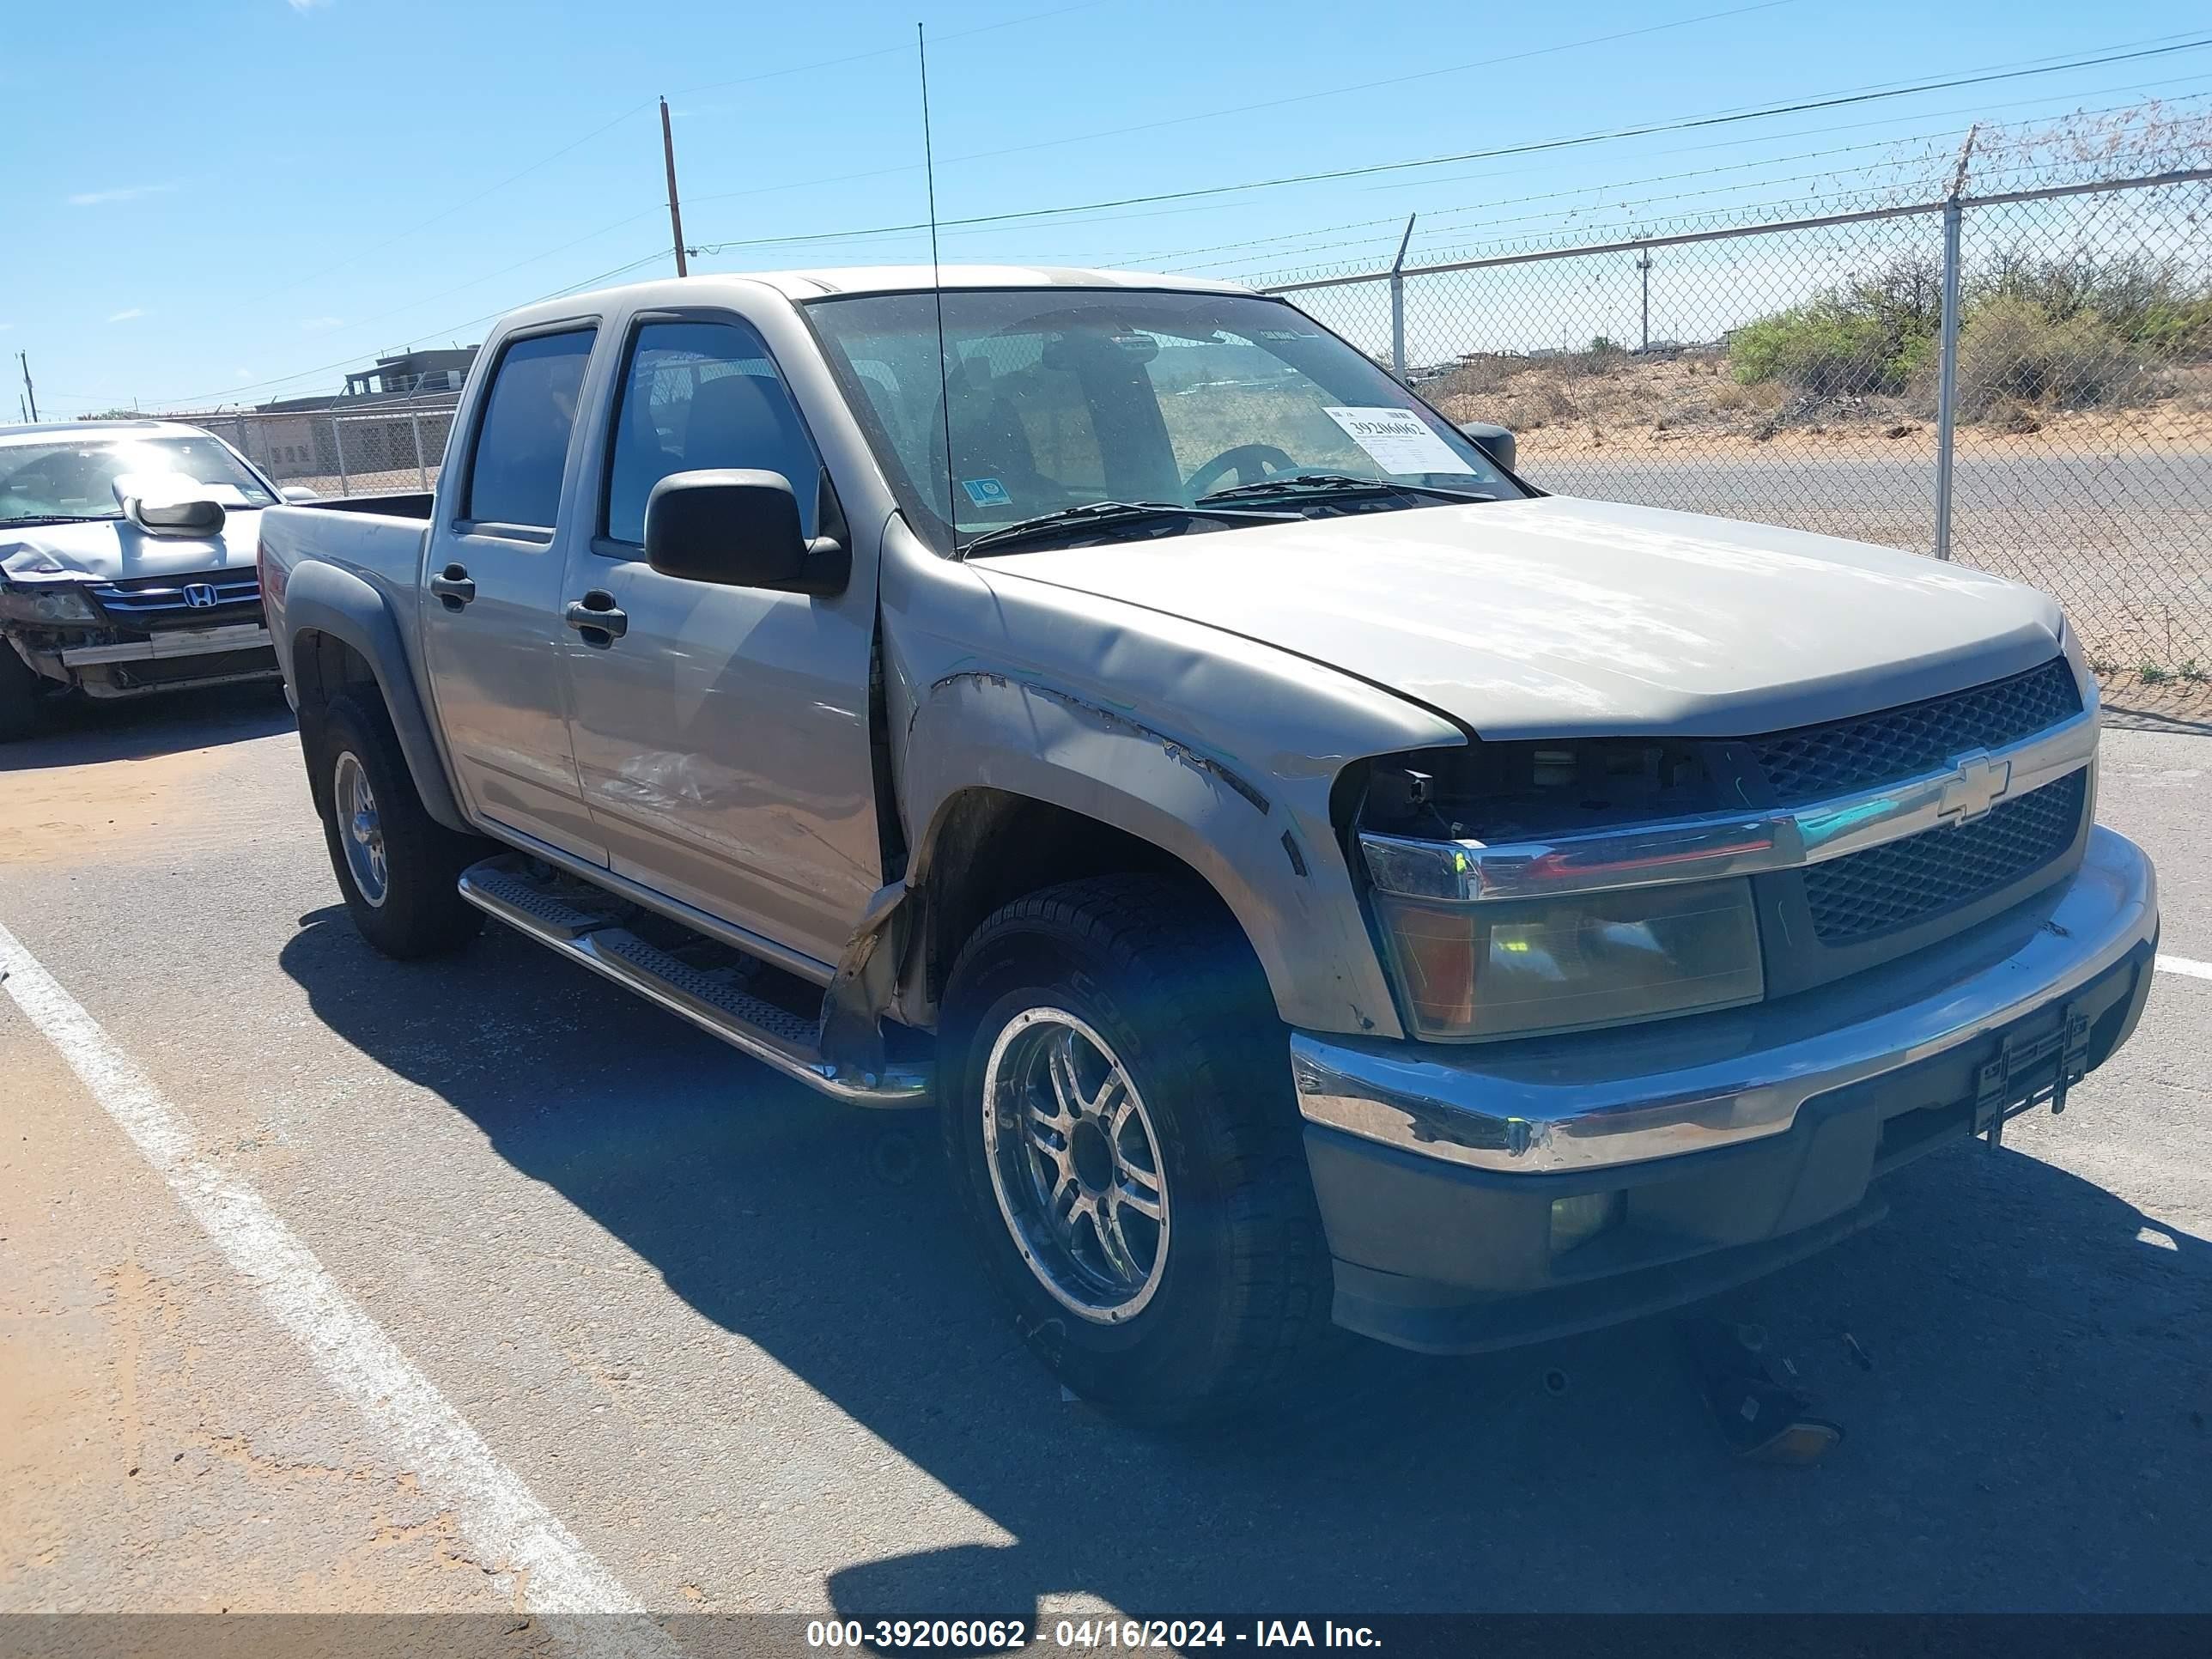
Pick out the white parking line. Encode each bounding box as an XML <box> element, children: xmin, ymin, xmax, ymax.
<box><xmin>2159</xmin><ymin>954</ymin><xmax>2212</xmax><ymax>981</ymax></box>
<box><xmin>0</xmin><ymin>920</ymin><xmax>674</xmax><ymax>1655</ymax></box>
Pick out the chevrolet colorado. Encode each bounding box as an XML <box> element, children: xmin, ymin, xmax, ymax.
<box><xmin>256</xmin><ymin>266</ymin><xmax>2160</xmax><ymax>1424</ymax></box>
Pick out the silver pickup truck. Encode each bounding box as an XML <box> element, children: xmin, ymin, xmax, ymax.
<box><xmin>258</xmin><ymin>265</ymin><xmax>2160</xmax><ymax>1425</ymax></box>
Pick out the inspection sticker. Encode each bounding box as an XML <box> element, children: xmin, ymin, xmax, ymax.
<box><xmin>962</xmin><ymin>477</ymin><xmax>1013</xmax><ymax>507</ymax></box>
<box><xmin>1322</xmin><ymin>405</ymin><xmax>1467</xmax><ymax>476</ymax></box>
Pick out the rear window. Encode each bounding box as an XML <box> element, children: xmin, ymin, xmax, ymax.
<box><xmin>464</xmin><ymin>330</ymin><xmax>596</xmax><ymax>528</ymax></box>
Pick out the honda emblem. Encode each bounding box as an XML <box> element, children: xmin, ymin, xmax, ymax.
<box><xmin>184</xmin><ymin>583</ymin><xmax>219</xmax><ymax>609</ymax></box>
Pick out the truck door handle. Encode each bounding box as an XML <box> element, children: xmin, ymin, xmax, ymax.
<box><xmin>565</xmin><ymin>592</ymin><xmax>628</xmax><ymax>641</ymax></box>
<box><xmin>428</xmin><ymin>565</ymin><xmax>476</xmax><ymax>610</ymax></box>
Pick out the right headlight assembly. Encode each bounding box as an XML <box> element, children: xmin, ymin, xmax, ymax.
<box><xmin>1354</xmin><ymin>738</ymin><xmax>1765</xmax><ymax>1041</ymax></box>
<box><xmin>0</xmin><ymin>582</ymin><xmax>100</xmax><ymax>624</ymax></box>
<box><xmin>1368</xmin><ymin>877</ymin><xmax>1764</xmax><ymax>1041</ymax></box>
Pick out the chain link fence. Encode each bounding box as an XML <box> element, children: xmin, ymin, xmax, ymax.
<box><xmin>1262</xmin><ymin>169</ymin><xmax>2212</xmax><ymax>678</ymax></box>
<box><xmin>167</xmin><ymin>397</ymin><xmax>460</xmax><ymax>501</ymax></box>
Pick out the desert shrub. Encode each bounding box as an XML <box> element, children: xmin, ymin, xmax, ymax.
<box><xmin>1953</xmin><ymin>295</ymin><xmax>2140</xmax><ymax>418</ymax></box>
<box><xmin>1977</xmin><ymin>248</ymin><xmax>2212</xmax><ymax>357</ymax></box>
<box><xmin>1729</xmin><ymin>254</ymin><xmax>1942</xmax><ymax>398</ymax></box>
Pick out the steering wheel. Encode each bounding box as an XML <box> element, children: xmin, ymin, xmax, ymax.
<box><xmin>1184</xmin><ymin>443</ymin><xmax>1297</xmax><ymax>498</ymax></box>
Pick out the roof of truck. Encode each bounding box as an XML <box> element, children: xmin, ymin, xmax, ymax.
<box><xmin>739</xmin><ymin>264</ymin><xmax>1255</xmax><ymax>299</ymax></box>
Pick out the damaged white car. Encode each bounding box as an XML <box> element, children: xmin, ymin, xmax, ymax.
<box><xmin>0</xmin><ymin>419</ymin><xmax>303</xmax><ymax>738</ymax></box>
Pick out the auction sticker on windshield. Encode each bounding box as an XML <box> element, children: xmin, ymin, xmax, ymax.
<box><xmin>1323</xmin><ymin>406</ymin><xmax>1467</xmax><ymax>475</ymax></box>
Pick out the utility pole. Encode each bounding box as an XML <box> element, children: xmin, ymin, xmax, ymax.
<box><xmin>659</xmin><ymin>97</ymin><xmax>689</xmax><ymax>277</ymax></box>
<box><xmin>1637</xmin><ymin>251</ymin><xmax>1653</xmax><ymax>353</ymax></box>
<box><xmin>17</xmin><ymin>352</ymin><xmax>37</xmax><ymax>423</ymax></box>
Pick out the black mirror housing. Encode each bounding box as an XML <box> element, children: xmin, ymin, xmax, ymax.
<box><xmin>643</xmin><ymin>469</ymin><xmax>848</xmax><ymax>595</ymax></box>
<box><xmin>1456</xmin><ymin>421</ymin><xmax>1516</xmax><ymax>475</ymax></box>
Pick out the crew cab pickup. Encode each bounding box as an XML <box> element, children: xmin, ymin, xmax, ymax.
<box><xmin>258</xmin><ymin>266</ymin><xmax>2160</xmax><ymax>1424</ymax></box>
<box><xmin>2</xmin><ymin>419</ymin><xmax>301</xmax><ymax>738</ymax></box>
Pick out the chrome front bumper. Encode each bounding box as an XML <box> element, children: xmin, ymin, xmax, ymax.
<box><xmin>1292</xmin><ymin>825</ymin><xmax>2158</xmax><ymax>1176</ymax></box>
<box><xmin>59</xmin><ymin>623</ymin><xmax>272</xmax><ymax>667</ymax></box>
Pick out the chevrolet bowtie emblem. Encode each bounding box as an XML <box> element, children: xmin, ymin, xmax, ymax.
<box><xmin>1939</xmin><ymin>748</ymin><xmax>2011</xmax><ymax>823</ymax></box>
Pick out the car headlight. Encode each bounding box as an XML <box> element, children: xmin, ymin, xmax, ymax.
<box><xmin>0</xmin><ymin>584</ymin><xmax>100</xmax><ymax>624</ymax></box>
<box><xmin>1370</xmin><ymin>877</ymin><xmax>1765</xmax><ymax>1041</ymax></box>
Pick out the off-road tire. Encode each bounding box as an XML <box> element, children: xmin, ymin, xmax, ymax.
<box><xmin>0</xmin><ymin>643</ymin><xmax>45</xmax><ymax>743</ymax></box>
<box><xmin>314</xmin><ymin>690</ymin><xmax>484</xmax><ymax>958</ymax></box>
<box><xmin>940</xmin><ymin>873</ymin><xmax>1334</xmax><ymax>1427</ymax></box>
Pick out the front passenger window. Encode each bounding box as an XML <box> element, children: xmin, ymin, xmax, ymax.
<box><xmin>605</xmin><ymin>319</ymin><xmax>823</xmax><ymax>546</ymax></box>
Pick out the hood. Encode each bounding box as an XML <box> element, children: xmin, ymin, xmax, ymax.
<box><xmin>0</xmin><ymin>510</ymin><xmax>264</xmax><ymax>586</ymax></box>
<box><xmin>978</xmin><ymin>495</ymin><xmax>2066</xmax><ymax>739</ymax></box>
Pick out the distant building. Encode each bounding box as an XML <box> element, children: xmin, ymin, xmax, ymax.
<box><xmin>245</xmin><ymin>346</ymin><xmax>481</xmax><ymax>481</ymax></box>
<box><xmin>343</xmin><ymin>348</ymin><xmax>477</xmax><ymax>401</ymax></box>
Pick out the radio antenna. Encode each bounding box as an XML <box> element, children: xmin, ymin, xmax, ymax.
<box><xmin>917</xmin><ymin>22</ymin><xmax>959</xmax><ymax>543</ymax></box>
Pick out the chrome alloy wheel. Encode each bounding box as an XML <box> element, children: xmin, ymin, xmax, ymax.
<box><xmin>333</xmin><ymin>750</ymin><xmax>388</xmax><ymax>908</ymax></box>
<box><xmin>981</xmin><ymin>1008</ymin><xmax>1170</xmax><ymax>1324</ymax></box>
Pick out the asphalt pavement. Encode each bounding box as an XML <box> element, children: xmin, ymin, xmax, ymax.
<box><xmin>3</xmin><ymin>682</ymin><xmax>2208</xmax><ymax>1625</ymax></box>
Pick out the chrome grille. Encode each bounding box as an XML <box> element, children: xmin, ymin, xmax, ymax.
<box><xmin>1752</xmin><ymin>656</ymin><xmax>2081</xmax><ymax>805</ymax></box>
<box><xmin>1803</xmin><ymin>771</ymin><xmax>2087</xmax><ymax>944</ymax></box>
<box><xmin>88</xmin><ymin>572</ymin><xmax>262</xmax><ymax>628</ymax></box>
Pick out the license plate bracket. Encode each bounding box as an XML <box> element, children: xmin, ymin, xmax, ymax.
<box><xmin>1972</xmin><ymin>1005</ymin><xmax>2093</xmax><ymax>1148</ymax></box>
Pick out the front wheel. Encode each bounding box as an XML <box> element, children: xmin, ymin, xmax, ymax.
<box><xmin>313</xmin><ymin>691</ymin><xmax>484</xmax><ymax>958</ymax></box>
<box><xmin>940</xmin><ymin>875</ymin><xmax>1334</xmax><ymax>1426</ymax></box>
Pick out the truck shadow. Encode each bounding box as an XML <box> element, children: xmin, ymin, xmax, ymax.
<box><xmin>278</xmin><ymin>909</ymin><xmax>2211</xmax><ymax>1614</ymax></box>
<box><xmin>2</xmin><ymin>680</ymin><xmax>292</xmax><ymax>769</ymax></box>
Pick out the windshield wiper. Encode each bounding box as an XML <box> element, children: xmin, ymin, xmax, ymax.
<box><xmin>1196</xmin><ymin>472</ymin><xmax>1498</xmax><ymax>506</ymax></box>
<box><xmin>959</xmin><ymin>499</ymin><xmax>1297</xmax><ymax>557</ymax></box>
<box><xmin>3</xmin><ymin>514</ymin><xmax>119</xmax><ymax>527</ymax></box>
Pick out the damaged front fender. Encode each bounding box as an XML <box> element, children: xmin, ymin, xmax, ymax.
<box><xmin>879</xmin><ymin>539</ymin><xmax>1464</xmax><ymax>1038</ymax></box>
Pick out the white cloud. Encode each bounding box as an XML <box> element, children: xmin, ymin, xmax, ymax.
<box><xmin>300</xmin><ymin>315</ymin><xmax>344</xmax><ymax>332</ymax></box>
<box><xmin>108</xmin><ymin>307</ymin><xmax>146</xmax><ymax>324</ymax></box>
<box><xmin>287</xmin><ymin>0</ymin><xmax>331</xmax><ymax>9</ymax></box>
<box><xmin>234</xmin><ymin>368</ymin><xmax>256</xmax><ymax>381</ymax></box>
<box><xmin>69</xmin><ymin>184</ymin><xmax>173</xmax><ymax>208</ymax></box>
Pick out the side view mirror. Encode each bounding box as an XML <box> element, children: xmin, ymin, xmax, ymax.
<box><xmin>1457</xmin><ymin>421</ymin><xmax>1516</xmax><ymax>475</ymax></box>
<box><xmin>643</xmin><ymin>470</ymin><xmax>848</xmax><ymax>596</ymax></box>
<box><xmin>280</xmin><ymin>485</ymin><xmax>321</xmax><ymax>503</ymax></box>
<box><xmin>122</xmin><ymin>493</ymin><xmax>227</xmax><ymax>537</ymax></box>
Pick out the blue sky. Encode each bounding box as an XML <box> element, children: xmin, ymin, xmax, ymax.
<box><xmin>7</xmin><ymin>0</ymin><xmax>2209</xmax><ymax>416</ymax></box>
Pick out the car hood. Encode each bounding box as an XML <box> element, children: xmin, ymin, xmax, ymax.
<box><xmin>978</xmin><ymin>495</ymin><xmax>2068</xmax><ymax>738</ymax></box>
<box><xmin>0</xmin><ymin>511</ymin><xmax>264</xmax><ymax>586</ymax></box>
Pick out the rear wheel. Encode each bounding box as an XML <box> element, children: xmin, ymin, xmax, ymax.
<box><xmin>940</xmin><ymin>874</ymin><xmax>1334</xmax><ymax>1426</ymax></box>
<box><xmin>0</xmin><ymin>644</ymin><xmax>45</xmax><ymax>743</ymax></box>
<box><xmin>314</xmin><ymin>691</ymin><xmax>484</xmax><ymax>958</ymax></box>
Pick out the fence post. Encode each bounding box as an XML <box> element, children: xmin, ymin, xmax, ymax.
<box><xmin>410</xmin><ymin>409</ymin><xmax>428</xmax><ymax>491</ymax></box>
<box><xmin>1932</xmin><ymin>199</ymin><xmax>1962</xmax><ymax>561</ymax></box>
<box><xmin>1389</xmin><ymin>214</ymin><xmax>1416</xmax><ymax>380</ymax></box>
<box><xmin>1932</xmin><ymin>125</ymin><xmax>1977</xmax><ymax>562</ymax></box>
<box><xmin>331</xmin><ymin>416</ymin><xmax>349</xmax><ymax>497</ymax></box>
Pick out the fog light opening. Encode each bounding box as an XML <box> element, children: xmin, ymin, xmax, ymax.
<box><xmin>1550</xmin><ymin>1190</ymin><xmax>1626</xmax><ymax>1255</ymax></box>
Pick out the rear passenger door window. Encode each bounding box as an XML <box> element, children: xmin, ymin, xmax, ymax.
<box><xmin>463</xmin><ymin>329</ymin><xmax>597</xmax><ymax>530</ymax></box>
<box><xmin>604</xmin><ymin>319</ymin><xmax>822</xmax><ymax>547</ymax></box>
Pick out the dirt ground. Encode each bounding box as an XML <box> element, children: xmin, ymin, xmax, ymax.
<box><xmin>1424</xmin><ymin>346</ymin><xmax>2212</xmax><ymax>461</ymax></box>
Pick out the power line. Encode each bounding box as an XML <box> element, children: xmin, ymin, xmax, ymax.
<box><xmin>1146</xmin><ymin>86</ymin><xmax>2212</xmax><ymax>274</ymax></box>
<box><xmin>138</xmin><ymin>248</ymin><xmax>671</xmax><ymax>411</ymax></box>
<box><xmin>678</xmin><ymin>34</ymin><xmax>2212</xmax><ymax>258</ymax></box>
<box><xmin>221</xmin><ymin>1</ymin><xmax>1114</xmax><ymax>317</ymax></box>
<box><xmin>674</xmin><ymin>0</ymin><xmax>1813</xmax><ymax>216</ymax></box>
<box><xmin>685</xmin><ymin>34</ymin><xmax>2212</xmax><ymax>259</ymax></box>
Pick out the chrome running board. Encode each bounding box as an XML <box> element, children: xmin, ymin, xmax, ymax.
<box><xmin>458</xmin><ymin>855</ymin><xmax>929</xmax><ymax>1108</ymax></box>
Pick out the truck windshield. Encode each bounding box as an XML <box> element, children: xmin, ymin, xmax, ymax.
<box><xmin>0</xmin><ymin>435</ymin><xmax>276</xmax><ymax>525</ymax></box>
<box><xmin>804</xmin><ymin>288</ymin><xmax>1520</xmax><ymax>554</ymax></box>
